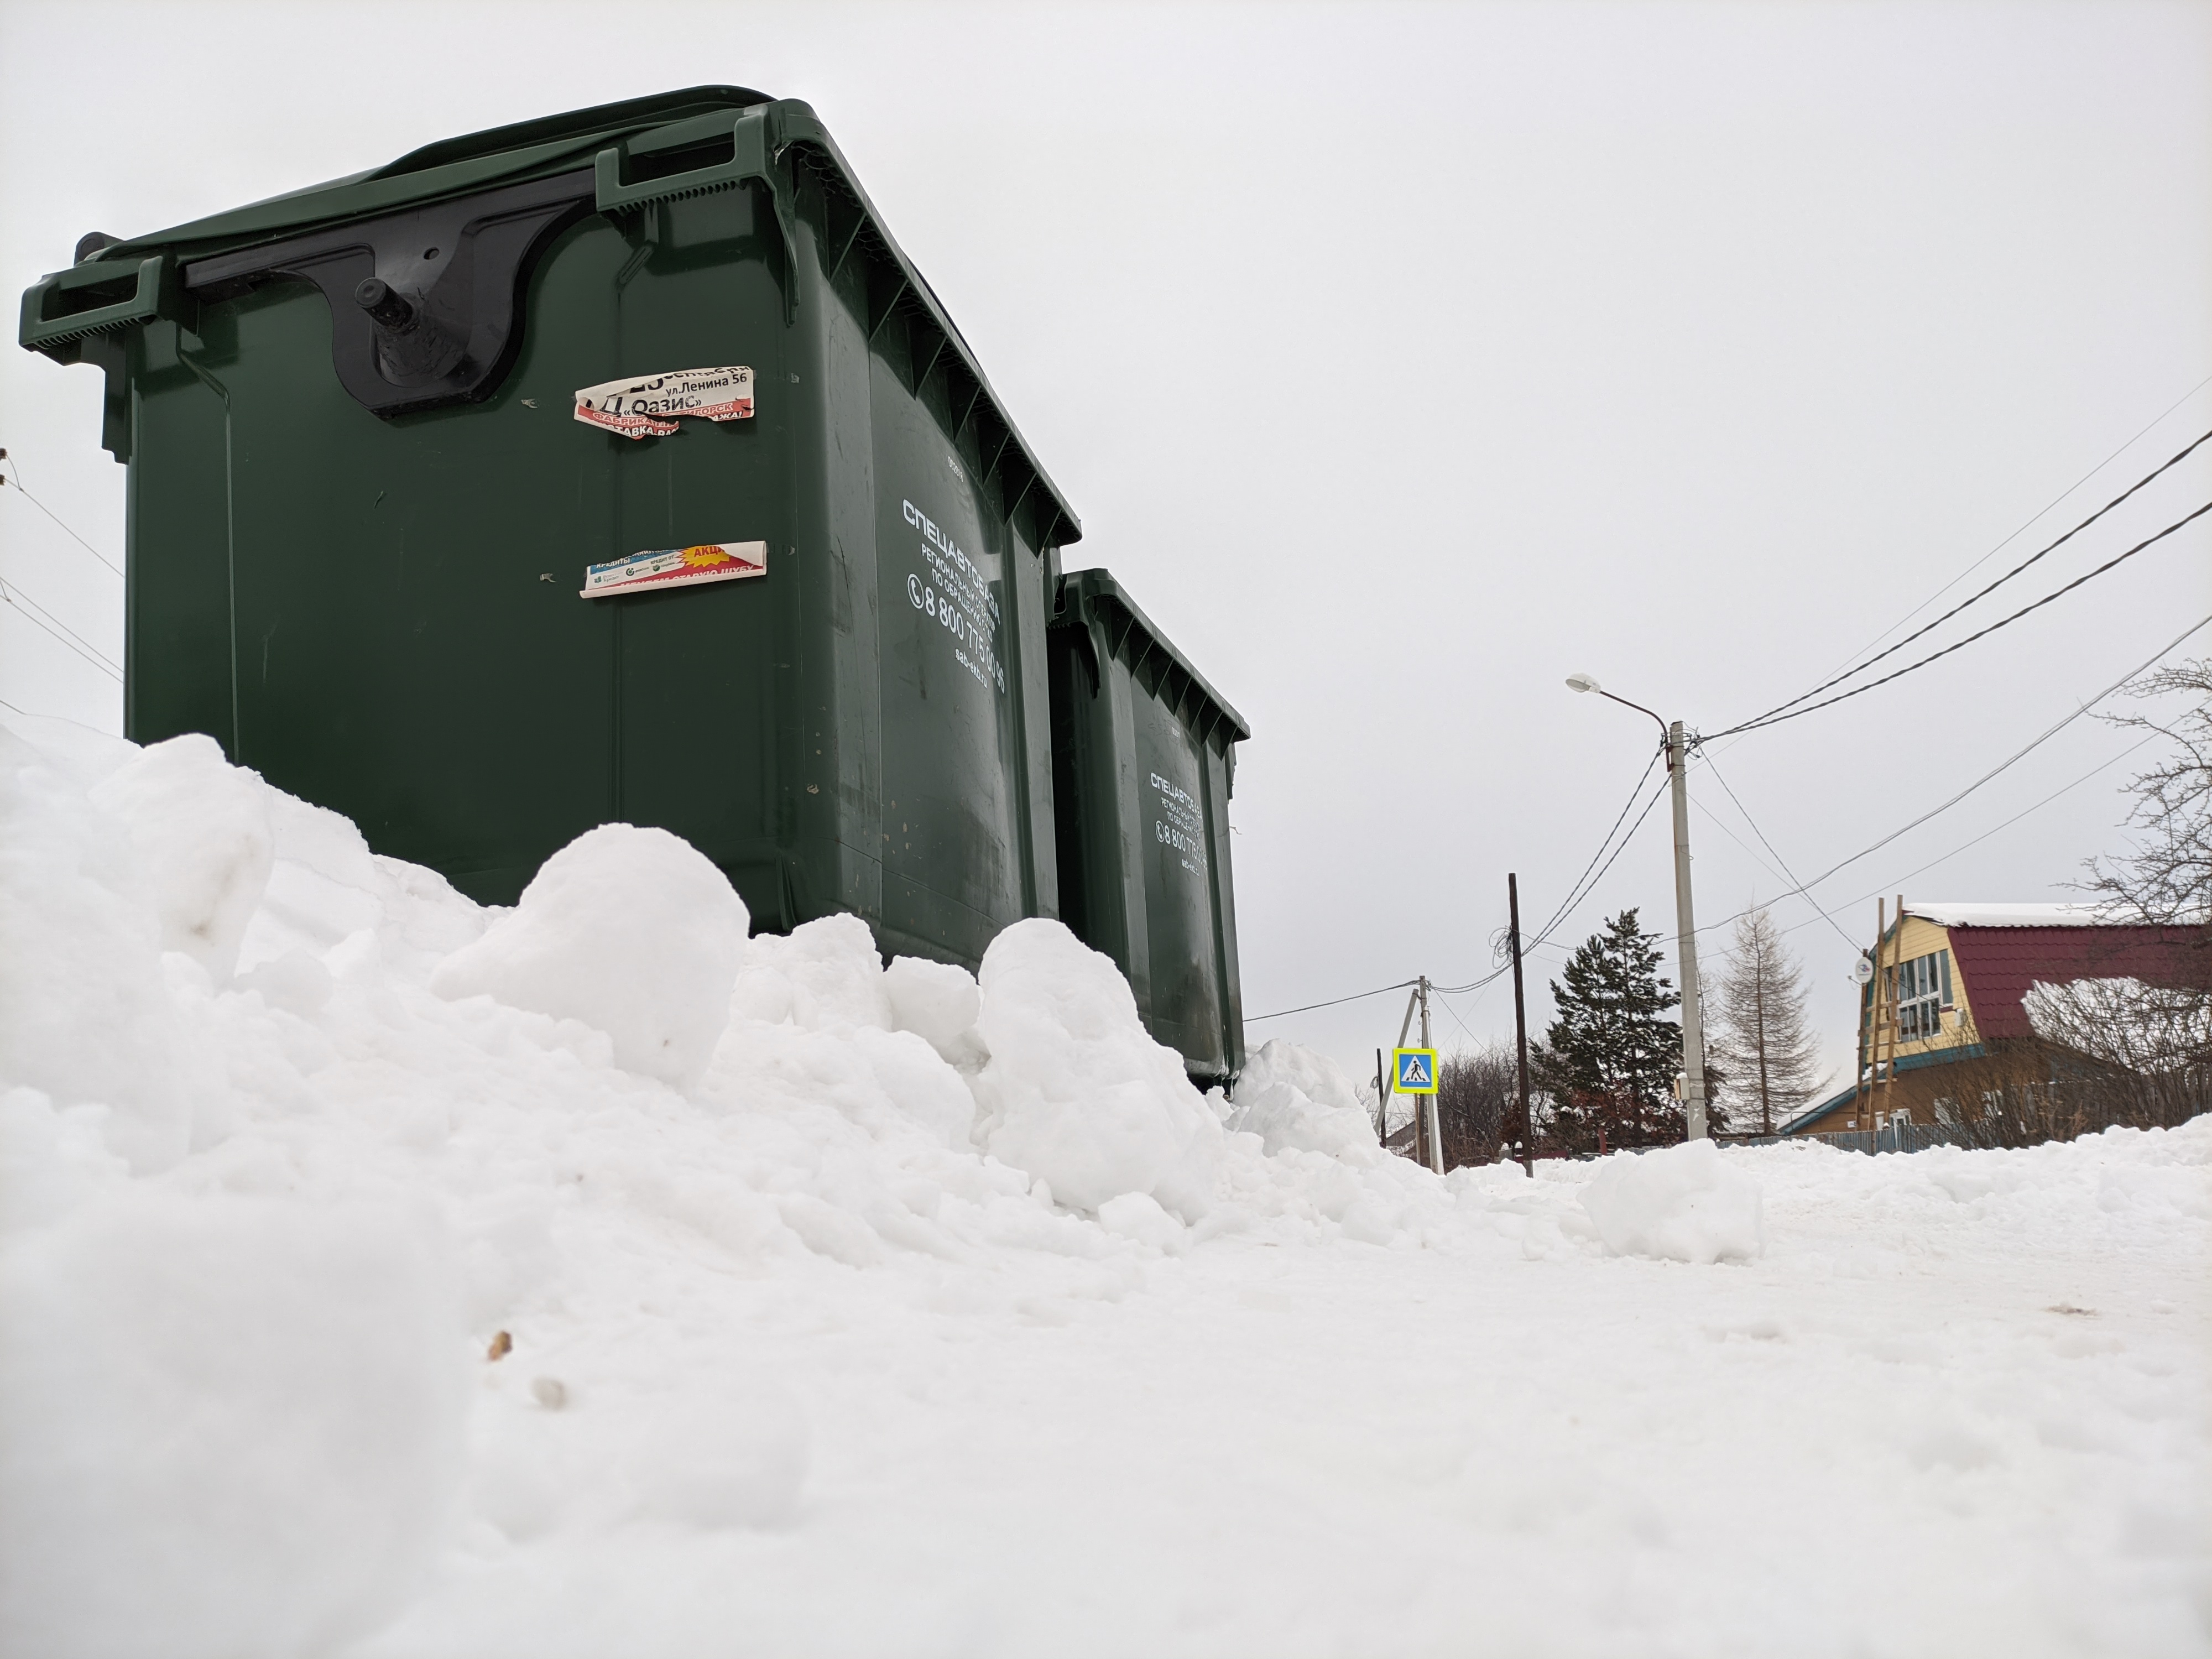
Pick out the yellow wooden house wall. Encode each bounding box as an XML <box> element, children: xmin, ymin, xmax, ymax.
<box><xmin>1884</xmin><ymin>914</ymin><xmax>1980</xmax><ymax>1061</ymax></box>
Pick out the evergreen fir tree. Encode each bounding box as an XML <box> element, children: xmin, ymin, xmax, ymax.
<box><xmin>1533</xmin><ymin>909</ymin><xmax>1685</xmax><ymax>1151</ymax></box>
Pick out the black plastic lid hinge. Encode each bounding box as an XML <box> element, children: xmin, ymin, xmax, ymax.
<box><xmin>179</xmin><ymin>169</ymin><xmax>596</xmax><ymax>419</ymax></box>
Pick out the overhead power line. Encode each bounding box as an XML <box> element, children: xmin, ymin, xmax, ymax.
<box><xmin>1244</xmin><ymin>979</ymin><xmax>1419</xmax><ymax>1025</ymax></box>
<box><xmin>1851</xmin><ymin>732</ymin><xmax>2163</xmax><ymax>905</ymax></box>
<box><xmin>1448</xmin><ymin>769</ymin><xmax>1672</xmax><ymax>992</ymax></box>
<box><xmin>0</xmin><ymin>575</ymin><xmax>123</xmax><ymax>681</ymax></box>
<box><xmin>1735</xmin><ymin>427</ymin><xmax>2212</xmax><ymax>733</ymax></box>
<box><xmin>1693</xmin><ymin>611</ymin><xmax>2212</xmax><ymax>941</ymax></box>
<box><xmin>1689</xmin><ymin>745</ymin><xmax>1856</xmax><ymax>948</ymax></box>
<box><xmin>1434</xmin><ymin>760</ymin><xmax>1674</xmax><ymax>998</ymax></box>
<box><xmin>1814</xmin><ymin>373</ymin><xmax>2212</xmax><ymax>682</ymax></box>
<box><xmin>1765</xmin><ymin>729</ymin><xmax>2164</xmax><ymax>954</ymax></box>
<box><xmin>1713</xmin><ymin>499</ymin><xmax>2212</xmax><ymax>739</ymax></box>
<box><xmin>0</xmin><ymin>467</ymin><xmax>125</xmax><ymax>579</ymax></box>
<box><xmin>1514</xmin><ymin>748</ymin><xmax>1663</xmax><ymax>952</ymax></box>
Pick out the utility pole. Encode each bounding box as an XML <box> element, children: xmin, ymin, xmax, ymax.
<box><xmin>1565</xmin><ymin>673</ymin><xmax>1709</xmax><ymax>1142</ymax></box>
<box><xmin>1387</xmin><ymin>988</ymin><xmax>1420</xmax><ymax>1160</ymax></box>
<box><xmin>1667</xmin><ymin>721</ymin><xmax>1709</xmax><ymax>1141</ymax></box>
<box><xmin>1508</xmin><ymin>873</ymin><xmax>1534</xmax><ymax>1175</ymax></box>
<box><xmin>1419</xmin><ymin>976</ymin><xmax>1442</xmax><ymax>1175</ymax></box>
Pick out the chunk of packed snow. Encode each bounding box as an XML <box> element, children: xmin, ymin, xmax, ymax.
<box><xmin>431</xmin><ymin>823</ymin><xmax>747</xmax><ymax>1087</ymax></box>
<box><xmin>1097</xmin><ymin>1189</ymin><xmax>1185</xmax><ymax>1250</ymax></box>
<box><xmin>87</xmin><ymin>732</ymin><xmax>274</xmax><ymax>982</ymax></box>
<box><xmin>0</xmin><ymin>722</ymin><xmax>194</xmax><ymax>1171</ymax></box>
<box><xmin>1239</xmin><ymin>1036</ymin><xmax>1369</xmax><ymax>1114</ymax></box>
<box><xmin>743</xmin><ymin>912</ymin><xmax>895</xmax><ymax>1031</ymax></box>
<box><xmin>883</xmin><ymin>953</ymin><xmax>988</xmax><ymax>1068</ymax></box>
<box><xmin>971</xmin><ymin>919</ymin><xmax>1222</xmax><ymax>1218</ymax></box>
<box><xmin>0</xmin><ymin>1173</ymin><xmax>466</xmax><ymax>1659</ymax></box>
<box><xmin>1579</xmin><ymin>1139</ymin><xmax>1767</xmax><ymax>1263</ymax></box>
<box><xmin>1227</xmin><ymin>1041</ymin><xmax>1382</xmax><ymax>1162</ymax></box>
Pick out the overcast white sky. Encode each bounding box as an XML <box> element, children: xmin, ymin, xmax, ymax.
<box><xmin>4</xmin><ymin>0</ymin><xmax>2208</xmax><ymax>1093</ymax></box>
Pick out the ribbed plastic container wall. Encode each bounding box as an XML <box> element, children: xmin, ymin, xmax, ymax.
<box><xmin>1048</xmin><ymin>569</ymin><xmax>1249</xmax><ymax>1088</ymax></box>
<box><xmin>20</xmin><ymin>90</ymin><xmax>1081</xmax><ymax>967</ymax></box>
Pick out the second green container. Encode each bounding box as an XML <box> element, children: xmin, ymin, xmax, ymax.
<box><xmin>1048</xmin><ymin>569</ymin><xmax>1249</xmax><ymax>1088</ymax></box>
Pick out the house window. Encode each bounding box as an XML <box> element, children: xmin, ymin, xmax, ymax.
<box><xmin>1891</xmin><ymin>949</ymin><xmax>1950</xmax><ymax>1040</ymax></box>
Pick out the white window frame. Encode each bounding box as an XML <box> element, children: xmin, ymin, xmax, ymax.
<box><xmin>1892</xmin><ymin>948</ymin><xmax>1950</xmax><ymax>1041</ymax></box>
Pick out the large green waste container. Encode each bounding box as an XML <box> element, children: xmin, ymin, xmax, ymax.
<box><xmin>19</xmin><ymin>88</ymin><xmax>1080</xmax><ymax>967</ymax></box>
<box><xmin>1048</xmin><ymin>569</ymin><xmax>1249</xmax><ymax>1088</ymax></box>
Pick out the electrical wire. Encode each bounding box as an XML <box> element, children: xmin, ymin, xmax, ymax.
<box><xmin>0</xmin><ymin>469</ymin><xmax>124</xmax><ymax>579</ymax></box>
<box><xmin>1247</xmin><ymin>760</ymin><xmax>1668</xmax><ymax>1018</ymax></box>
<box><xmin>1692</xmin><ymin>611</ymin><xmax>2211</xmax><ymax>940</ymax></box>
<box><xmin>1689</xmin><ymin>745</ymin><xmax>1857</xmax><ymax>948</ymax></box>
<box><xmin>0</xmin><ymin>575</ymin><xmax>123</xmax><ymax>681</ymax></box>
<box><xmin>1526</xmin><ymin>748</ymin><xmax>1662</xmax><ymax>946</ymax></box>
<box><xmin>1846</xmin><ymin>734</ymin><xmax>2162</xmax><ymax>900</ymax></box>
<box><xmin>1735</xmin><ymin>427</ymin><xmax>2212</xmax><ymax>732</ymax></box>
<box><xmin>1759</xmin><ymin>729</ymin><xmax>2164</xmax><ymax>956</ymax></box>
<box><xmin>1514</xmin><ymin>770</ymin><xmax>1671</xmax><ymax>966</ymax></box>
<box><xmin>1712</xmin><ymin>499</ymin><xmax>2212</xmax><ymax>738</ymax></box>
<box><xmin>1243</xmin><ymin>978</ymin><xmax>1419</xmax><ymax>1025</ymax></box>
<box><xmin>1806</xmin><ymin>372</ymin><xmax>2212</xmax><ymax>685</ymax></box>
<box><xmin>1419</xmin><ymin>757</ymin><xmax>1670</xmax><ymax>998</ymax></box>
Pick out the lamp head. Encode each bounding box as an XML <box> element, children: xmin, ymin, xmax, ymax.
<box><xmin>1565</xmin><ymin>672</ymin><xmax>1600</xmax><ymax>694</ymax></box>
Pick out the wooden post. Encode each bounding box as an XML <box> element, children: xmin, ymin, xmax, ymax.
<box><xmin>1879</xmin><ymin>894</ymin><xmax>1903</xmax><ymax>1137</ymax></box>
<box><xmin>1509</xmin><ymin>873</ymin><xmax>1535</xmax><ymax>1174</ymax></box>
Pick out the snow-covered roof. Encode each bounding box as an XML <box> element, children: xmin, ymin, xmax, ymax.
<box><xmin>1905</xmin><ymin>901</ymin><xmax>2116</xmax><ymax>929</ymax></box>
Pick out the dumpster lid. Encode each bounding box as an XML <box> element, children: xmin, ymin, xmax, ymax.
<box><xmin>76</xmin><ymin>87</ymin><xmax>776</xmax><ymax>257</ymax></box>
<box><xmin>1054</xmin><ymin>568</ymin><xmax>1250</xmax><ymax>752</ymax></box>
<box><xmin>40</xmin><ymin>88</ymin><xmax>1080</xmax><ymax>545</ymax></box>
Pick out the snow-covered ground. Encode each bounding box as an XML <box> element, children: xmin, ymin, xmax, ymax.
<box><xmin>3</xmin><ymin>714</ymin><xmax>2206</xmax><ymax>1659</ymax></box>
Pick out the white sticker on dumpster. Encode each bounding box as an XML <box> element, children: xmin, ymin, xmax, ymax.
<box><xmin>581</xmin><ymin>542</ymin><xmax>767</xmax><ymax>598</ymax></box>
<box><xmin>573</xmin><ymin>367</ymin><xmax>755</xmax><ymax>439</ymax></box>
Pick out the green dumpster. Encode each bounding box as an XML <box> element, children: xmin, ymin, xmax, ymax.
<box><xmin>18</xmin><ymin>88</ymin><xmax>1078</xmax><ymax>967</ymax></box>
<box><xmin>1048</xmin><ymin>569</ymin><xmax>1249</xmax><ymax>1088</ymax></box>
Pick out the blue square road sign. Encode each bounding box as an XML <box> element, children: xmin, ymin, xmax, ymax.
<box><xmin>1393</xmin><ymin>1047</ymin><xmax>1438</xmax><ymax>1094</ymax></box>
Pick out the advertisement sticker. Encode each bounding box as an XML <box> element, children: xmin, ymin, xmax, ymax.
<box><xmin>573</xmin><ymin>367</ymin><xmax>755</xmax><ymax>439</ymax></box>
<box><xmin>582</xmin><ymin>542</ymin><xmax>768</xmax><ymax>598</ymax></box>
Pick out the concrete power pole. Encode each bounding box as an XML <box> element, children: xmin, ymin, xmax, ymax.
<box><xmin>1567</xmin><ymin>676</ymin><xmax>1709</xmax><ymax>1144</ymax></box>
<box><xmin>1667</xmin><ymin>720</ymin><xmax>1709</xmax><ymax>1141</ymax></box>
<box><xmin>1420</xmin><ymin>976</ymin><xmax>1442</xmax><ymax>1174</ymax></box>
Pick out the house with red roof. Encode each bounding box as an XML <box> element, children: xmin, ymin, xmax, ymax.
<box><xmin>1784</xmin><ymin>901</ymin><xmax>2203</xmax><ymax>1136</ymax></box>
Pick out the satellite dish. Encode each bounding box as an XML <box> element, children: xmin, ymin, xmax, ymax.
<box><xmin>1851</xmin><ymin>956</ymin><xmax>1875</xmax><ymax>984</ymax></box>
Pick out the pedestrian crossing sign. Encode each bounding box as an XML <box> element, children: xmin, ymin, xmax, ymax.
<box><xmin>1392</xmin><ymin>1047</ymin><xmax>1438</xmax><ymax>1094</ymax></box>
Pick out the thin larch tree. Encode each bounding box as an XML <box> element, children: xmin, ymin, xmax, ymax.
<box><xmin>1708</xmin><ymin>906</ymin><xmax>1825</xmax><ymax>1136</ymax></box>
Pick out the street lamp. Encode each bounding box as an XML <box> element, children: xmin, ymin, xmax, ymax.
<box><xmin>1564</xmin><ymin>673</ymin><xmax>1709</xmax><ymax>1141</ymax></box>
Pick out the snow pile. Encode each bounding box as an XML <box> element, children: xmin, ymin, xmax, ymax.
<box><xmin>1579</xmin><ymin>1138</ymin><xmax>1768</xmax><ymax>1263</ymax></box>
<box><xmin>0</xmin><ymin>1180</ymin><xmax>467</xmax><ymax>1659</ymax></box>
<box><xmin>431</xmin><ymin>824</ymin><xmax>749</xmax><ymax>1087</ymax></box>
<box><xmin>1225</xmin><ymin>1037</ymin><xmax>1383</xmax><ymax>1160</ymax></box>
<box><xmin>971</xmin><ymin>917</ymin><xmax>1223</xmax><ymax>1219</ymax></box>
<box><xmin>0</xmin><ymin>713</ymin><xmax>1385</xmax><ymax>1657</ymax></box>
<box><xmin>1</xmin><ymin>711</ymin><xmax>2204</xmax><ymax>1659</ymax></box>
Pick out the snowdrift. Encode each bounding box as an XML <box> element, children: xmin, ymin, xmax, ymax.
<box><xmin>2</xmin><ymin>716</ymin><xmax>2204</xmax><ymax>1659</ymax></box>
